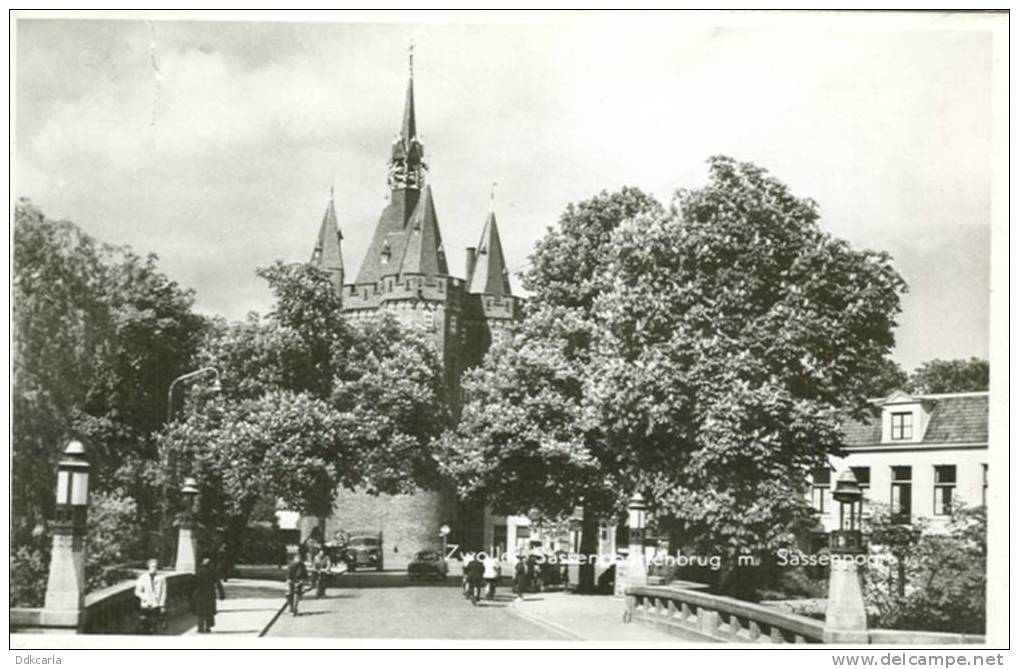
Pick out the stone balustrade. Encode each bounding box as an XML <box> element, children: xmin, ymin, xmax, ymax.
<box><xmin>625</xmin><ymin>585</ymin><xmax>987</xmax><ymax>645</ymax></box>
<box><xmin>626</xmin><ymin>585</ymin><xmax>826</xmax><ymax>643</ymax></box>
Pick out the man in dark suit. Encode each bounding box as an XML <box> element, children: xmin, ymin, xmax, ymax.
<box><xmin>464</xmin><ymin>553</ymin><xmax>485</xmax><ymax>605</ymax></box>
<box><xmin>192</xmin><ymin>555</ymin><xmax>225</xmax><ymax>633</ymax></box>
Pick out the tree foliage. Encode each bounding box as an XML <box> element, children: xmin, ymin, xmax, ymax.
<box><xmin>866</xmin><ymin>505</ymin><xmax>986</xmax><ymax>634</ymax></box>
<box><xmin>910</xmin><ymin>357</ymin><xmax>989</xmax><ymax>394</ymax></box>
<box><xmin>160</xmin><ymin>262</ymin><xmax>449</xmax><ymax>563</ymax></box>
<box><xmin>12</xmin><ymin>200</ymin><xmax>203</xmax><ymax>543</ymax></box>
<box><xmin>441</xmin><ymin>158</ymin><xmax>907</xmax><ymax>591</ymax></box>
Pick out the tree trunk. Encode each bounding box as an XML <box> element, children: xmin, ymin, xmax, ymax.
<box><xmin>576</xmin><ymin>506</ymin><xmax>598</xmax><ymax>594</ymax></box>
<box><xmin>897</xmin><ymin>558</ymin><xmax>906</xmax><ymax>597</ymax></box>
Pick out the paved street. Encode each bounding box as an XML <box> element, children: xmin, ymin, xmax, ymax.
<box><xmin>265</xmin><ymin>571</ymin><xmax>567</xmax><ymax>640</ymax></box>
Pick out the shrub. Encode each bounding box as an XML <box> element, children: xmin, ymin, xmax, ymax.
<box><xmin>11</xmin><ymin>543</ymin><xmax>50</xmax><ymax>607</ymax></box>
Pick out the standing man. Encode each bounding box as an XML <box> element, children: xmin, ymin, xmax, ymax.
<box><xmin>513</xmin><ymin>554</ymin><xmax>527</xmax><ymax>602</ymax></box>
<box><xmin>285</xmin><ymin>553</ymin><xmax>308</xmax><ymax>616</ymax></box>
<box><xmin>134</xmin><ymin>558</ymin><xmax>168</xmax><ymax>634</ymax></box>
<box><xmin>482</xmin><ymin>552</ymin><xmax>500</xmax><ymax>601</ymax></box>
<box><xmin>192</xmin><ymin>555</ymin><xmax>225</xmax><ymax>633</ymax></box>
<box><xmin>461</xmin><ymin>550</ymin><xmax>475</xmax><ymax>599</ymax></box>
<box><xmin>464</xmin><ymin>553</ymin><xmax>485</xmax><ymax>605</ymax></box>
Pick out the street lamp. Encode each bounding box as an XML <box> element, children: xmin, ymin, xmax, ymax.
<box><xmin>43</xmin><ymin>440</ymin><xmax>91</xmax><ymax>628</ymax></box>
<box><xmin>619</xmin><ymin>492</ymin><xmax>648</xmax><ymax>596</ymax></box>
<box><xmin>823</xmin><ymin>469</ymin><xmax>869</xmax><ymax>643</ymax></box>
<box><xmin>175</xmin><ymin>477</ymin><xmax>200</xmax><ymax>574</ymax></box>
<box><xmin>162</xmin><ymin>367</ymin><xmax>221</xmax><ymax>565</ymax></box>
<box><xmin>831</xmin><ymin>469</ymin><xmax>865</xmax><ymax>554</ymax></box>
<box><xmin>439</xmin><ymin>524</ymin><xmax>450</xmax><ymax>557</ymax></box>
<box><xmin>167</xmin><ymin>367</ymin><xmax>222</xmax><ymax>424</ymax></box>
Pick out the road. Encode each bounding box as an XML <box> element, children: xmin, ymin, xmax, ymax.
<box><xmin>265</xmin><ymin>571</ymin><xmax>567</xmax><ymax>640</ymax></box>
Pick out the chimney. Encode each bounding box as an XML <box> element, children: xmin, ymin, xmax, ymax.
<box><xmin>465</xmin><ymin>247</ymin><xmax>477</xmax><ymax>283</ymax></box>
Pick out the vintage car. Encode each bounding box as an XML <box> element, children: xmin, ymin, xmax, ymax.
<box><xmin>407</xmin><ymin>549</ymin><xmax>449</xmax><ymax>581</ymax></box>
<box><xmin>346</xmin><ymin>533</ymin><xmax>384</xmax><ymax>571</ymax></box>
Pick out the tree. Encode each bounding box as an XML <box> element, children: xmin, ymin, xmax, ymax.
<box><xmin>441</xmin><ymin>158</ymin><xmax>907</xmax><ymax>597</ymax></box>
<box><xmin>160</xmin><ymin>262</ymin><xmax>450</xmax><ymax>565</ymax></box>
<box><xmin>910</xmin><ymin>358</ymin><xmax>989</xmax><ymax>394</ymax></box>
<box><xmin>441</xmin><ymin>187</ymin><xmax>663</xmax><ymax>591</ymax></box>
<box><xmin>864</xmin><ymin>356</ymin><xmax>910</xmax><ymax>398</ymax></box>
<box><xmin>12</xmin><ymin>201</ymin><xmax>202</xmax><ymax>547</ymax></box>
<box><xmin>593</xmin><ymin>157</ymin><xmax>906</xmax><ymax>592</ymax></box>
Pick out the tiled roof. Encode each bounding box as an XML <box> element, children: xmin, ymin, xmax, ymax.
<box><xmin>841</xmin><ymin>392</ymin><xmax>989</xmax><ymax>447</ymax></box>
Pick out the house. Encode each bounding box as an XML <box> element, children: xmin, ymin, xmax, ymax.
<box><xmin>813</xmin><ymin>390</ymin><xmax>989</xmax><ymax>534</ymax></box>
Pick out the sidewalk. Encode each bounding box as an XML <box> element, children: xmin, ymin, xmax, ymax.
<box><xmin>181</xmin><ymin>579</ymin><xmax>287</xmax><ymax>637</ymax></box>
<box><xmin>509</xmin><ymin>592</ymin><xmax>714</xmax><ymax>644</ymax></box>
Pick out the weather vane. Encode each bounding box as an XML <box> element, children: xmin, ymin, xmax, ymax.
<box><xmin>490</xmin><ymin>181</ymin><xmax>498</xmax><ymax>212</ymax></box>
<box><xmin>408</xmin><ymin>39</ymin><xmax>415</xmax><ymax>78</ymax></box>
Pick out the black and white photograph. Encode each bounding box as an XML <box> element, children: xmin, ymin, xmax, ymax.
<box><xmin>7</xmin><ymin>9</ymin><xmax>1009</xmax><ymax>656</ymax></box>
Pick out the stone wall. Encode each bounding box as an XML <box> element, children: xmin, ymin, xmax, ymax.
<box><xmin>325</xmin><ymin>486</ymin><xmax>461</xmax><ymax>570</ymax></box>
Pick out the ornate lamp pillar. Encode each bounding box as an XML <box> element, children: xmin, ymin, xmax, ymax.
<box><xmin>42</xmin><ymin>440</ymin><xmax>90</xmax><ymax>631</ymax></box>
<box><xmin>175</xmin><ymin>477</ymin><xmax>199</xmax><ymax>574</ymax></box>
<box><xmin>824</xmin><ymin>469</ymin><xmax>869</xmax><ymax>643</ymax></box>
<box><xmin>624</xmin><ymin>493</ymin><xmax>648</xmax><ymax>593</ymax></box>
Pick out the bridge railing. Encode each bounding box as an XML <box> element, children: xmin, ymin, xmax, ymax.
<box><xmin>625</xmin><ymin>585</ymin><xmax>987</xmax><ymax>645</ymax></box>
<box><xmin>626</xmin><ymin>585</ymin><xmax>826</xmax><ymax>644</ymax></box>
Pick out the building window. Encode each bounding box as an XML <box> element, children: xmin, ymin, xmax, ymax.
<box><xmin>890</xmin><ymin>466</ymin><xmax>912</xmax><ymax>521</ymax></box>
<box><xmin>982</xmin><ymin>464</ymin><xmax>988</xmax><ymax>506</ymax></box>
<box><xmin>933</xmin><ymin>465</ymin><xmax>956</xmax><ymax>516</ymax></box>
<box><xmin>811</xmin><ymin>467</ymin><xmax>831</xmax><ymax>514</ymax></box>
<box><xmin>890</xmin><ymin>412</ymin><xmax>913</xmax><ymax>440</ymax></box>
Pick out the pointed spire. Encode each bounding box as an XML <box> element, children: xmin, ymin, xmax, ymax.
<box><xmin>398</xmin><ymin>185</ymin><xmax>448</xmax><ymax>278</ymax></box>
<box><xmin>402</xmin><ymin>41</ymin><xmax>417</xmax><ymax>140</ymax></box>
<box><xmin>310</xmin><ymin>189</ymin><xmax>344</xmax><ymax>293</ymax></box>
<box><xmin>388</xmin><ymin>45</ymin><xmax>426</xmax><ymax>191</ymax></box>
<box><xmin>467</xmin><ymin>205</ymin><xmax>512</xmax><ymax>297</ymax></box>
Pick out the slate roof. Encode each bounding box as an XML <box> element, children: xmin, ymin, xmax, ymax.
<box><xmin>841</xmin><ymin>392</ymin><xmax>989</xmax><ymax>447</ymax></box>
<box><xmin>466</xmin><ymin>211</ymin><xmax>512</xmax><ymax>297</ymax></box>
<box><xmin>397</xmin><ymin>185</ymin><xmax>448</xmax><ymax>278</ymax></box>
<box><xmin>310</xmin><ymin>196</ymin><xmax>343</xmax><ymax>271</ymax></box>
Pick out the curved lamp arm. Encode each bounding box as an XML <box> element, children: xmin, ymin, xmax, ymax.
<box><xmin>166</xmin><ymin>367</ymin><xmax>222</xmax><ymax>424</ymax></box>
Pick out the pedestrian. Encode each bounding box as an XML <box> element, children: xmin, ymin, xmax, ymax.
<box><xmin>526</xmin><ymin>553</ymin><xmax>538</xmax><ymax>593</ymax></box>
<box><xmin>513</xmin><ymin>554</ymin><xmax>527</xmax><ymax>601</ymax></box>
<box><xmin>482</xmin><ymin>552</ymin><xmax>500</xmax><ymax>600</ymax></box>
<box><xmin>461</xmin><ymin>550</ymin><xmax>475</xmax><ymax>599</ymax></box>
<box><xmin>285</xmin><ymin>553</ymin><xmax>308</xmax><ymax>616</ymax></box>
<box><xmin>192</xmin><ymin>555</ymin><xmax>225</xmax><ymax>633</ymax></box>
<box><xmin>134</xmin><ymin>558</ymin><xmax>167</xmax><ymax>634</ymax></box>
<box><xmin>312</xmin><ymin>548</ymin><xmax>332</xmax><ymax>598</ymax></box>
<box><xmin>464</xmin><ymin>553</ymin><xmax>485</xmax><ymax>605</ymax></box>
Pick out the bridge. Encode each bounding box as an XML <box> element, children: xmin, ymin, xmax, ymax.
<box><xmin>11</xmin><ymin>568</ymin><xmax>985</xmax><ymax>644</ymax></box>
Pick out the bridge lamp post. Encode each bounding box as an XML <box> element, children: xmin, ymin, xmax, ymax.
<box><xmin>625</xmin><ymin>492</ymin><xmax>648</xmax><ymax>593</ymax></box>
<box><xmin>823</xmin><ymin>469</ymin><xmax>869</xmax><ymax>643</ymax></box>
<box><xmin>42</xmin><ymin>439</ymin><xmax>91</xmax><ymax>631</ymax></box>
<box><xmin>175</xmin><ymin>477</ymin><xmax>200</xmax><ymax>574</ymax></box>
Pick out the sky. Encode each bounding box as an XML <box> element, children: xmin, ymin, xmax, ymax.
<box><xmin>13</xmin><ymin>12</ymin><xmax>1002</xmax><ymax>371</ymax></box>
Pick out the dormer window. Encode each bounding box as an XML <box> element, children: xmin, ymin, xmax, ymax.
<box><xmin>890</xmin><ymin>412</ymin><xmax>913</xmax><ymax>440</ymax></box>
<box><xmin>381</xmin><ymin>242</ymin><xmax>391</xmax><ymax>264</ymax></box>
<box><xmin>879</xmin><ymin>390</ymin><xmax>931</xmax><ymax>444</ymax></box>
